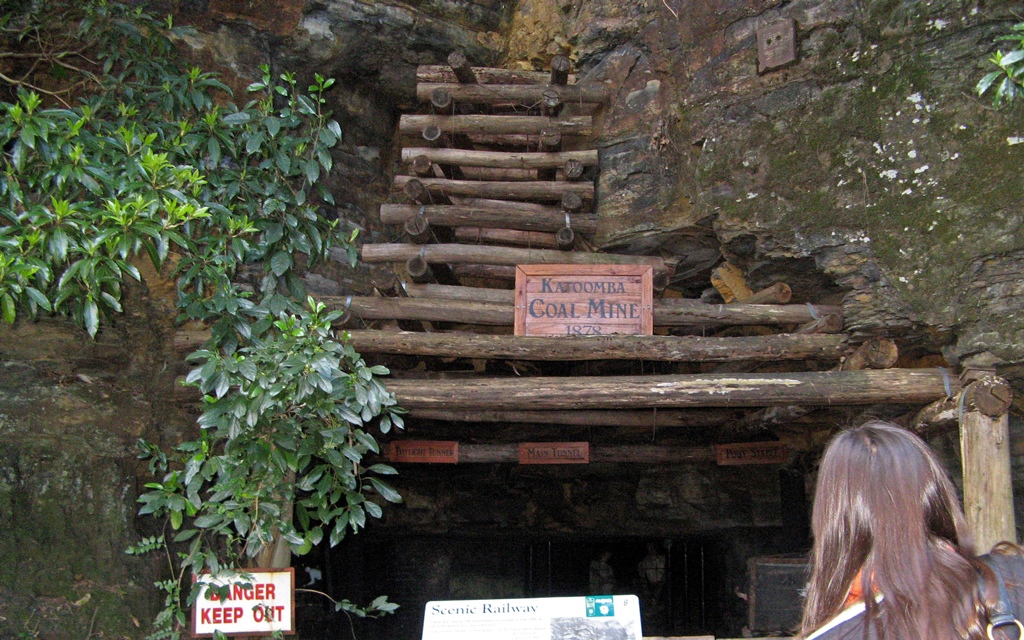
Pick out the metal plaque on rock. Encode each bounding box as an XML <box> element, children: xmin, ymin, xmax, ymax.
<box><xmin>757</xmin><ymin>19</ymin><xmax>797</xmax><ymax>72</ymax></box>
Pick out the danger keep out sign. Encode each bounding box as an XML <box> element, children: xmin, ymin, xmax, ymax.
<box><xmin>193</xmin><ymin>568</ymin><xmax>295</xmax><ymax>637</ymax></box>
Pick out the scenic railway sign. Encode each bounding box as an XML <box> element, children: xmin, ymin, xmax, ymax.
<box><xmin>514</xmin><ymin>264</ymin><xmax>653</xmax><ymax>336</ymax></box>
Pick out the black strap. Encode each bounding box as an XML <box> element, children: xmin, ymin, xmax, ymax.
<box><xmin>981</xmin><ymin>555</ymin><xmax>1023</xmax><ymax>640</ymax></box>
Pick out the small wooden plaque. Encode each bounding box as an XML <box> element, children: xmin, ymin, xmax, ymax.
<box><xmin>757</xmin><ymin>19</ymin><xmax>797</xmax><ymax>72</ymax></box>
<box><xmin>715</xmin><ymin>442</ymin><xmax>790</xmax><ymax>466</ymax></box>
<box><xmin>514</xmin><ymin>264</ymin><xmax>653</xmax><ymax>336</ymax></box>
<box><xmin>518</xmin><ymin>442</ymin><xmax>590</xmax><ymax>465</ymax></box>
<box><xmin>389</xmin><ymin>440</ymin><xmax>459</xmax><ymax>464</ymax></box>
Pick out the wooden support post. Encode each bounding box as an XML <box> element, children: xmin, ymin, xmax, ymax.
<box><xmin>406</xmin><ymin>255</ymin><xmax>434</xmax><ymax>283</ymax></box>
<box><xmin>561</xmin><ymin>191</ymin><xmax>584</xmax><ymax>213</ymax></box>
<box><xmin>447</xmin><ymin>51</ymin><xmax>478</xmax><ymax>84</ymax></box>
<box><xmin>416</xmin><ymin>83</ymin><xmax>608</xmax><ymax>106</ymax></box>
<box><xmin>541</xmin><ymin>87</ymin><xmax>563</xmax><ymax>117</ymax></box>
<box><xmin>539</xmin><ymin>131</ymin><xmax>562</xmax><ymax>181</ymax></box>
<box><xmin>960</xmin><ymin>374</ymin><xmax>1016</xmax><ymax>551</ymax></box>
<box><xmin>384</xmin><ymin>368</ymin><xmax>961</xmax><ymax>411</ymax></box>
<box><xmin>418</xmin><ymin>65</ymin><xmax>576</xmax><ymax>86</ymax></box>
<box><xmin>550</xmin><ymin>55</ymin><xmax>571</xmax><ymax>86</ymax></box>
<box><xmin>404</xmin><ymin>215</ymin><xmax>432</xmax><ymax>244</ymax></box>
<box><xmin>563</xmin><ymin>158</ymin><xmax>585</xmax><ymax>181</ymax></box>
<box><xmin>411</xmin><ymin>154</ymin><xmax>434</xmax><ymax>176</ymax></box>
<box><xmin>431</xmin><ymin>87</ymin><xmax>453</xmax><ymax>110</ymax></box>
<box><xmin>555</xmin><ymin>226</ymin><xmax>575</xmax><ymax>249</ymax></box>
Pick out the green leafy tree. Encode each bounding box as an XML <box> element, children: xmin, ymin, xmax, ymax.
<box><xmin>1</xmin><ymin>2</ymin><xmax>403</xmax><ymax>638</ymax></box>
<box><xmin>977</xmin><ymin>22</ymin><xmax>1024</xmax><ymax>106</ymax></box>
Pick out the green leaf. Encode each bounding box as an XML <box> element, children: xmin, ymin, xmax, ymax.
<box><xmin>367</xmin><ymin>477</ymin><xmax>401</xmax><ymax>503</ymax></box>
<box><xmin>83</xmin><ymin>297</ymin><xmax>99</xmax><ymax>337</ymax></box>
<box><xmin>1</xmin><ymin>294</ymin><xmax>15</xmax><ymax>325</ymax></box>
<box><xmin>270</xmin><ymin>251</ymin><xmax>292</xmax><ymax>277</ymax></box>
<box><xmin>222</xmin><ymin>112</ymin><xmax>252</xmax><ymax>125</ymax></box>
<box><xmin>303</xmin><ymin>158</ymin><xmax>320</xmax><ymax>184</ymax></box>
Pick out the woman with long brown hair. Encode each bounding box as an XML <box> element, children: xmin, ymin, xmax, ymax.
<box><xmin>799</xmin><ymin>420</ymin><xmax>1024</xmax><ymax>640</ymax></box>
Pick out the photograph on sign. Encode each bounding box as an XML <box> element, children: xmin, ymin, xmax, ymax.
<box><xmin>193</xmin><ymin>568</ymin><xmax>295</xmax><ymax>637</ymax></box>
<box><xmin>514</xmin><ymin>265</ymin><xmax>653</xmax><ymax>337</ymax></box>
<box><xmin>422</xmin><ymin>595</ymin><xmax>642</xmax><ymax>640</ymax></box>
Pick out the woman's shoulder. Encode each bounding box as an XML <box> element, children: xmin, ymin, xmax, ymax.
<box><xmin>804</xmin><ymin>602</ymin><xmax>872</xmax><ymax>640</ymax></box>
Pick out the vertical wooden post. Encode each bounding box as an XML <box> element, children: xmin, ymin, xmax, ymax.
<box><xmin>959</xmin><ymin>373</ymin><xmax>1015</xmax><ymax>551</ymax></box>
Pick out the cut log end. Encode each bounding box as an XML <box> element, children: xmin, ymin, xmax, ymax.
<box><xmin>550</xmin><ymin>55</ymin><xmax>571</xmax><ymax>85</ymax></box>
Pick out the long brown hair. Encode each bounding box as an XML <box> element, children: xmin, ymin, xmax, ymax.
<box><xmin>799</xmin><ymin>421</ymin><xmax>989</xmax><ymax>640</ymax></box>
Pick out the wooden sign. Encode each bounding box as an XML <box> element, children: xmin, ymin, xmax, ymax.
<box><xmin>194</xmin><ymin>568</ymin><xmax>295</xmax><ymax>637</ymax></box>
<box><xmin>715</xmin><ymin>442</ymin><xmax>790</xmax><ymax>466</ymax></box>
<box><xmin>757</xmin><ymin>18</ymin><xmax>797</xmax><ymax>72</ymax></box>
<box><xmin>518</xmin><ymin>442</ymin><xmax>590</xmax><ymax>464</ymax></box>
<box><xmin>514</xmin><ymin>265</ymin><xmax>653</xmax><ymax>336</ymax></box>
<box><xmin>389</xmin><ymin>440</ymin><xmax>459</xmax><ymax>464</ymax></box>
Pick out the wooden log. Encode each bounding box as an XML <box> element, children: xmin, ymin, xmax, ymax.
<box><xmin>455</xmin><ymin>166</ymin><xmax>538</xmax><ymax>181</ymax></box>
<box><xmin>384</xmin><ymin>368</ymin><xmax>961</xmax><ymax>411</ymax></box>
<box><xmin>407</xmin><ymin>408</ymin><xmax>735</xmax><ymax>427</ymax></box>
<box><xmin>341</xmin><ymin>289</ymin><xmax>843</xmax><ymax>327</ymax></box>
<box><xmin>410</xmin><ymin>154</ymin><xmax>434</xmax><ymax>176</ymax></box>
<box><xmin>359</xmin><ymin>243</ymin><xmax>668</xmax><ymax>272</ymax></box>
<box><xmin>561</xmin><ymin>191</ymin><xmax>584</xmax><ymax>212</ymax></box>
<box><xmin>563</xmin><ymin>158</ymin><xmax>585</xmax><ymax>181</ymax></box>
<box><xmin>416</xmin><ymin>83</ymin><xmax>608</xmax><ymax>105</ymax></box>
<box><xmin>430</xmin><ymin>87</ymin><xmax>453</xmax><ymax>110</ymax></box>
<box><xmin>404</xmin><ymin>215</ymin><xmax>432</xmax><ymax>244</ymax></box>
<box><xmin>402</xmin><ymin>147</ymin><xmax>598</xmax><ymax>169</ymax></box>
<box><xmin>910</xmin><ymin>397</ymin><xmax>958</xmax><ymax>436</ymax></box>
<box><xmin>744</xmin><ymin>283</ymin><xmax>792</xmax><ymax>305</ymax></box>
<box><xmin>447</xmin><ymin>52</ymin><xmax>478</xmax><ymax>84</ymax></box>
<box><xmin>551</xmin><ymin>55</ymin><xmax>571</xmax><ymax>86</ymax></box>
<box><xmin>323</xmin><ymin>295</ymin><xmax>510</xmax><ymax>324</ymax></box>
<box><xmin>455</xmin><ymin>227</ymin><xmax>559</xmax><ymax>249</ymax></box>
<box><xmin>794</xmin><ymin>313</ymin><xmax>843</xmax><ymax>334</ymax></box>
<box><xmin>401</xmin><ymin>282</ymin><xmax>513</xmax><ymax>304</ymax></box>
<box><xmin>541</xmin><ymin>87</ymin><xmax>563</xmax><ymax>116</ymax></box>
<box><xmin>404</xmin><ymin>178</ymin><xmax>450</xmax><ymax>205</ymax></box>
<box><xmin>405</xmin><ymin>256</ymin><xmax>434</xmax><ymax>283</ymax></box>
<box><xmin>839</xmin><ymin>337</ymin><xmax>899</xmax><ymax>371</ymax></box>
<box><xmin>345</xmin><ymin>330</ymin><xmax>846</xmax><ymax>362</ymax></box>
<box><xmin>399</xmin><ymin>114</ymin><xmax>591</xmax><ymax>137</ymax></box>
<box><xmin>450</xmin><ymin>264</ymin><xmax>517</xmax><ymax>282</ymax></box>
<box><xmin>555</xmin><ymin>226</ymin><xmax>575</xmax><ymax>249</ymax></box>
<box><xmin>393</xmin><ymin>175</ymin><xmax>593</xmax><ymax>202</ymax></box>
<box><xmin>417</xmin><ymin>64</ymin><xmax>577</xmax><ymax>85</ymax></box>
<box><xmin>960</xmin><ymin>376</ymin><xmax>1016</xmax><ymax>550</ymax></box>
<box><xmin>380</xmin><ymin>203</ymin><xmax>598</xmax><ymax>235</ymax></box>
<box><xmin>656</xmin><ymin>299</ymin><xmax>841</xmax><ymax>327</ymax></box>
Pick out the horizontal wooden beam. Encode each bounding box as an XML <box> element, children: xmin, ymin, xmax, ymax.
<box><xmin>399</xmin><ymin>114</ymin><xmax>591</xmax><ymax>137</ymax></box>
<box><xmin>358</xmin><ymin>243</ymin><xmax>668</xmax><ymax>272</ymax></box>
<box><xmin>416</xmin><ymin>83</ymin><xmax>609</xmax><ymax>105</ymax></box>
<box><xmin>407</xmin><ymin>408</ymin><xmax>737</xmax><ymax>427</ymax></box>
<box><xmin>402</xmin><ymin>147</ymin><xmax>597</xmax><ymax>169</ymax></box>
<box><xmin>391</xmin><ymin>443</ymin><xmax>717</xmax><ymax>464</ymax></box>
<box><xmin>454</xmin><ymin>227</ymin><xmax>560</xmax><ymax>249</ymax></box>
<box><xmin>394</xmin><ymin>176</ymin><xmax>594</xmax><ymax>202</ymax></box>
<box><xmin>385</xmin><ymin>368</ymin><xmax>961</xmax><ymax>411</ymax></box>
<box><xmin>327</xmin><ymin>295</ymin><xmax>842</xmax><ymax>327</ymax></box>
<box><xmin>417</xmin><ymin>65</ymin><xmax>577</xmax><ymax>85</ymax></box>
<box><xmin>400</xmin><ymin>282</ymin><xmax>512</xmax><ymax>303</ymax></box>
<box><xmin>380</xmin><ymin>203</ymin><xmax>597</xmax><ymax>235</ymax></box>
<box><xmin>344</xmin><ymin>330</ymin><xmax>846</xmax><ymax>362</ymax></box>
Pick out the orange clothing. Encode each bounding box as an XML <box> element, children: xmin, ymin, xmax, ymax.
<box><xmin>843</xmin><ymin>570</ymin><xmax>865</xmax><ymax>609</ymax></box>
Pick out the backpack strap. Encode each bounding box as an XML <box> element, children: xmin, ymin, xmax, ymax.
<box><xmin>980</xmin><ymin>555</ymin><xmax>1024</xmax><ymax>640</ymax></box>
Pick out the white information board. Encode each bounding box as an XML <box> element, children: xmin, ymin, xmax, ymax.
<box><xmin>422</xmin><ymin>595</ymin><xmax>642</xmax><ymax>640</ymax></box>
<box><xmin>193</xmin><ymin>568</ymin><xmax>295</xmax><ymax>637</ymax></box>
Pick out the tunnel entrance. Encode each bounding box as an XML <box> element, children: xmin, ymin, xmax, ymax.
<box><xmin>294</xmin><ymin>528</ymin><xmax>808</xmax><ymax>639</ymax></box>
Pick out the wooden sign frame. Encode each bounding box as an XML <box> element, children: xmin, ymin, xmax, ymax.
<box><xmin>389</xmin><ymin>440</ymin><xmax>460</xmax><ymax>464</ymax></box>
<box><xmin>715</xmin><ymin>442</ymin><xmax>790</xmax><ymax>466</ymax></box>
<box><xmin>514</xmin><ymin>264</ymin><xmax>653</xmax><ymax>336</ymax></box>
